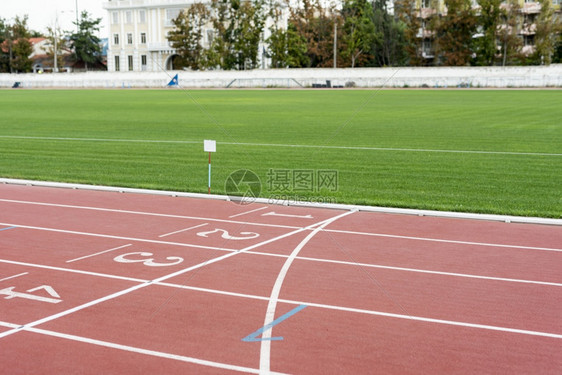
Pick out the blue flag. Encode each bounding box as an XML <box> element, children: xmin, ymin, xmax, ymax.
<box><xmin>167</xmin><ymin>74</ymin><xmax>179</xmax><ymax>87</ymax></box>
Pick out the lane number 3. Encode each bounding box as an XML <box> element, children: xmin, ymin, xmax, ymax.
<box><xmin>114</xmin><ymin>252</ymin><xmax>183</xmax><ymax>267</ymax></box>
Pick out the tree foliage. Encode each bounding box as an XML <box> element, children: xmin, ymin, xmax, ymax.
<box><xmin>473</xmin><ymin>0</ymin><xmax>502</xmax><ymax>65</ymax></box>
<box><xmin>168</xmin><ymin>4</ymin><xmax>210</xmax><ymax>70</ymax></box>
<box><xmin>69</xmin><ymin>11</ymin><xmax>103</xmax><ymax>70</ymax></box>
<box><xmin>433</xmin><ymin>0</ymin><xmax>477</xmax><ymax>65</ymax></box>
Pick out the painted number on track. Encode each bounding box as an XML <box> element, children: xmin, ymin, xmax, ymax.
<box><xmin>114</xmin><ymin>252</ymin><xmax>184</xmax><ymax>267</ymax></box>
<box><xmin>196</xmin><ymin>228</ymin><xmax>260</xmax><ymax>240</ymax></box>
<box><xmin>0</xmin><ymin>285</ymin><xmax>62</xmax><ymax>304</ymax></box>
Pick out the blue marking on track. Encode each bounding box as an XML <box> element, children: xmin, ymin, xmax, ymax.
<box><xmin>0</xmin><ymin>226</ymin><xmax>17</xmax><ymax>232</ymax></box>
<box><xmin>242</xmin><ymin>304</ymin><xmax>307</xmax><ymax>342</ymax></box>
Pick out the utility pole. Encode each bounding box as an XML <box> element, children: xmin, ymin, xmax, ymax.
<box><xmin>54</xmin><ymin>15</ymin><xmax>58</xmax><ymax>73</ymax></box>
<box><xmin>333</xmin><ymin>22</ymin><xmax>337</xmax><ymax>68</ymax></box>
<box><xmin>75</xmin><ymin>0</ymin><xmax>79</xmax><ymax>33</ymax></box>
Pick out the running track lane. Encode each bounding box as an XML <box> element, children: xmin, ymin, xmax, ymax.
<box><xmin>0</xmin><ymin>183</ymin><xmax>561</xmax><ymax>374</ymax></box>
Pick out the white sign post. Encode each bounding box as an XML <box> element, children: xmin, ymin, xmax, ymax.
<box><xmin>204</xmin><ymin>140</ymin><xmax>216</xmax><ymax>194</ymax></box>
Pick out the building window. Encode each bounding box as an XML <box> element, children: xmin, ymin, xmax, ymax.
<box><xmin>141</xmin><ymin>55</ymin><xmax>147</xmax><ymax>71</ymax></box>
<box><xmin>112</xmin><ymin>12</ymin><xmax>119</xmax><ymax>24</ymax></box>
<box><xmin>128</xmin><ymin>55</ymin><xmax>134</xmax><ymax>71</ymax></box>
<box><xmin>140</xmin><ymin>32</ymin><xmax>147</xmax><ymax>44</ymax></box>
<box><xmin>115</xmin><ymin>56</ymin><xmax>120</xmax><ymax>71</ymax></box>
<box><xmin>139</xmin><ymin>10</ymin><xmax>146</xmax><ymax>23</ymax></box>
<box><xmin>127</xmin><ymin>33</ymin><xmax>133</xmax><ymax>44</ymax></box>
<box><xmin>113</xmin><ymin>33</ymin><xmax>119</xmax><ymax>45</ymax></box>
<box><xmin>126</xmin><ymin>11</ymin><xmax>133</xmax><ymax>24</ymax></box>
<box><xmin>165</xmin><ymin>9</ymin><xmax>181</xmax><ymax>26</ymax></box>
<box><xmin>206</xmin><ymin>29</ymin><xmax>214</xmax><ymax>44</ymax></box>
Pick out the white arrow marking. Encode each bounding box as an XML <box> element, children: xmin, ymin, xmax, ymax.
<box><xmin>262</xmin><ymin>212</ymin><xmax>314</xmax><ymax>219</ymax></box>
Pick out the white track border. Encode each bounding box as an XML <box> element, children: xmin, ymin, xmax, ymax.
<box><xmin>1</xmin><ymin>178</ymin><xmax>560</xmax><ymax>226</ymax></box>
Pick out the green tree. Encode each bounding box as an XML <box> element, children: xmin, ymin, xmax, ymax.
<box><xmin>232</xmin><ymin>0</ymin><xmax>266</xmax><ymax>69</ymax></box>
<box><xmin>533</xmin><ymin>0</ymin><xmax>559</xmax><ymax>65</ymax></box>
<box><xmin>473</xmin><ymin>0</ymin><xmax>502</xmax><ymax>65</ymax></box>
<box><xmin>341</xmin><ymin>0</ymin><xmax>377</xmax><ymax>67</ymax></box>
<box><xmin>6</xmin><ymin>16</ymin><xmax>33</xmax><ymax>73</ymax></box>
<box><xmin>168</xmin><ymin>3</ymin><xmax>210</xmax><ymax>70</ymax></box>
<box><xmin>0</xmin><ymin>18</ymin><xmax>9</xmax><ymax>72</ymax></box>
<box><xmin>434</xmin><ymin>0</ymin><xmax>477</xmax><ymax>65</ymax></box>
<box><xmin>370</xmin><ymin>0</ymin><xmax>407</xmax><ymax>66</ymax></box>
<box><xmin>205</xmin><ymin>0</ymin><xmax>265</xmax><ymax>70</ymax></box>
<box><xmin>69</xmin><ymin>11</ymin><xmax>103</xmax><ymax>70</ymax></box>
<box><xmin>553</xmin><ymin>33</ymin><xmax>562</xmax><ymax>63</ymax></box>
<box><xmin>267</xmin><ymin>5</ymin><xmax>309</xmax><ymax>68</ymax></box>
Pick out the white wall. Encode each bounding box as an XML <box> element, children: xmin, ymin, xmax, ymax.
<box><xmin>2</xmin><ymin>65</ymin><xmax>561</xmax><ymax>88</ymax></box>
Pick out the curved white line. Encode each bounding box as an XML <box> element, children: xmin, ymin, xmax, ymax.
<box><xmin>259</xmin><ymin>210</ymin><xmax>356</xmax><ymax>374</ymax></box>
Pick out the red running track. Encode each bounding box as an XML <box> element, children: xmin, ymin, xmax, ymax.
<box><xmin>0</xmin><ymin>183</ymin><xmax>560</xmax><ymax>374</ymax></box>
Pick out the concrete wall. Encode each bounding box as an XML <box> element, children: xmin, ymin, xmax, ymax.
<box><xmin>2</xmin><ymin>65</ymin><xmax>561</xmax><ymax>89</ymax></box>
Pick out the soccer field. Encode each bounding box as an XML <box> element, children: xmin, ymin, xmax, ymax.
<box><xmin>0</xmin><ymin>89</ymin><xmax>560</xmax><ymax>218</ymax></box>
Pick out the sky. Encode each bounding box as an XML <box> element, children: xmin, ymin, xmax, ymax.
<box><xmin>1</xmin><ymin>0</ymin><xmax>108</xmax><ymax>36</ymax></box>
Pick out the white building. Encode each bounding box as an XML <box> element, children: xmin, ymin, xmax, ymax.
<box><xmin>103</xmin><ymin>0</ymin><xmax>200</xmax><ymax>72</ymax></box>
<box><xmin>103</xmin><ymin>0</ymin><xmax>284</xmax><ymax>72</ymax></box>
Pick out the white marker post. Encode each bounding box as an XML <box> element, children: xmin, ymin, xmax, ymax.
<box><xmin>204</xmin><ymin>140</ymin><xmax>216</xmax><ymax>194</ymax></box>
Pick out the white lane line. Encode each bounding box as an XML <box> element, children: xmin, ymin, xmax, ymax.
<box><xmin>281</xmin><ymin>300</ymin><xmax>562</xmax><ymax>339</ymax></box>
<box><xmin>1</xmin><ymin>198</ymin><xmax>558</xmax><ymax>252</ymax></box>
<box><xmin>1</xmin><ymin>261</ymin><xmax>560</xmax><ymax>342</ymax></box>
<box><xmin>0</xmin><ymin>199</ymin><xmax>299</xmax><ymax>230</ymax></box>
<box><xmin>0</xmin><ymin>259</ymin><xmax>147</xmax><ymax>283</ymax></box>
<box><xmin>24</xmin><ymin>327</ymin><xmax>284</xmax><ymax>374</ymax></box>
<box><xmin>66</xmin><ymin>244</ymin><xmax>133</xmax><ymax>263</ymax></box>
<box><xmin>154</xmin><ymin>284</ymin><xmax>562</xmax><ymax>339</ymax></box>
<box><xmin>229</xmin><ymin>206</ymin><xmax>268</xmax><ymax>219</ymax></box>
<box><xmin>0</xmin><ymin>321</ymin><xmax>20</xmax><ymax>329</ymax></box>
<box><xmin>158</xmin><ymin>223</ymin><xmax>208</xmax><ymax>238</ymax></box>
<box><xmin>259</xmin><ymin>210</ymin><xmax>356</xmax><ymax>374</ymax></box>
<box><xmin>324</xmin><ymin>228</ymin><xmax>562</xmax><ymax>253</ymax></box>
<box><xmin>289</xmin><ymin>255</ymin><xmax>562</xmax><ymax>287</ymax></box>
<box><xmin>1</xmin><ymin>136</ymin><xmax>559</xmax><ymax>157</ymax></box>
<box><xmin>0</xmin><ymin>272</ymin><xmax>28</xmax><ymax>283</ymax></box>
<box><xmin>0</xmin><ymin>222</ymin><xmax>239</xmax><ymax>253</ymax></box>
<box><xmin>0</xmin><ymin>215</ymin><xmax>335</xmax><ymax>341</ymax></box>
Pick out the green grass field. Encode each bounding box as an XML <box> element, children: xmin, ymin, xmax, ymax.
<box><xmin>0</xmin><ymin>89</ymin><xmax>560</xmax><ymax>218</ymax></box>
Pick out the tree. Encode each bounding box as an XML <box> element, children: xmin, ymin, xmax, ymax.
<box><xmin>288</xmin><ymin>0</ymin><xmax>339</xmax><ymax>68</ymax></box>
<box><xmin>44</xmin><ymin>25</ymin><xmax>67</xmax><ymax>71</ymax></box>
<box><xmin>204</xmin><ymin>0</ymin><xmax>265</xmax><ymax>70</ymax></box>
<box><xmin>533</xmin><ymin>0</ymin><xmax>559</xmax><ymax>65</ymax></box>
<box><xmin>473</xmin><ymin>0</ymin><xmax>502</xmax><ymax>65</ymax></box>
<box><xmin>232</xmin><ymin>0</ymin><xmax>266</xmax><ymax>69</ymax></box>
<box><xmin>341</xmin><ymin>0</ymin><xmax>377</xmax><ymax>67</ymax></box>
<box><xmin>434</xmin><ymin>0</ymin><xmax>477</xmax><ymax>65</ymax></box>
<box><xmin>498</xmin><ymin>0</ymin><xmax>522</xmax><ymax>66</ymax></box>
<box><xmin>168</xmin><ymin>3</ymin><xmax>210</xmax><ymax>70</ymax></box>
<box><xmin>370</xmin><ymin>0</ymin><xmax>407</xmax><ymax>66</ymax></box>
<box><xmin>69</xmin><ymin>11</ymin><xmax>103</xmax><ymax>70</ymax></box>
<box><xmin>4</xmin><ymin>16</ymin><xmax>33</xmax><ymax>73</ymax></box>
<box><xmin>0</xmin><ymin>18</ymin><xmax>9</xmax><ymax>72</ymax></box>
<box><xmin>266</xmin><ymin>5</ymin><xmax>309</xmax><ymax>68</ymax></box>
<box><xmin>394</xmin><ymin>0</ymin><xmax>423</xmax><ymax>66</ymax></box>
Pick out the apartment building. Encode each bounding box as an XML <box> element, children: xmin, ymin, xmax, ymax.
<box><xmin>417</xmin><ymin>0</ymin><xmax>561</xmax><ymax>63</ymax></box>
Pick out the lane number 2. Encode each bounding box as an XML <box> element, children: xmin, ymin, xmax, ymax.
<box><xmin>196</xmin><ymin>228</ymin><xmax>260</xmax><ymax>240</ymax></box>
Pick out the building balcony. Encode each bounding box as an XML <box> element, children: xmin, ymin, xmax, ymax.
<box><xmin>147</xmin><ymin>42</ymin><xmax>175</xmax><ymax>52</ymax></box>
<box><xmin>103</xmin><ymin>0</ymin><xmax>196</xmax><ymax>10</ymax></box>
